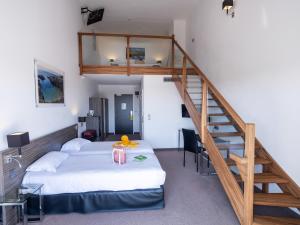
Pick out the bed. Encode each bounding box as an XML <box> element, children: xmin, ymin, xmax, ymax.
<box><xmin>22</xmin><ymin>147</ymin><xmax>166</xmax><ymax>214</ymax></box>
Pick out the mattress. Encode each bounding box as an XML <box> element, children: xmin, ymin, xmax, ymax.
<box><xmin>22</xmin><ymin>153</ymin><xmax>166</xmax><ymax>195</ymax></box>
<box><xmin>75</xmin><ymin>140</ymin><xmax>154</xmax><ymax>155</ymax></box>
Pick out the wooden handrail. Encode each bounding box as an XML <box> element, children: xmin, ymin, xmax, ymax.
<box><xmin>206</xmin><ymin>131</ymin><xmax>244</xmax><ymax>224</ymax></box>
<box><xmin>174</xmin><ymin>36</ymin><xmax>299</xmax><ymax>225</ymax></box>
<box><xmin>173</xmin><ymin>40</ymin><xmax>246</xmax><ymax>132</ymax></box>
<box><xmin>78</xmin><ymin>32</ymin><xmax>173</xmax><ymax>40</ymax></box>
<box><xmin>174</xmin><ymin>39</ymin><xmax>257</xmax><ymax>225</ymax></box>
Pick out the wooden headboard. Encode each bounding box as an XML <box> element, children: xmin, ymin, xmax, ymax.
<box><xmin>0</xmin><ymin>124</ymin><xmax>78</xmax><ymax>225</ymax></box>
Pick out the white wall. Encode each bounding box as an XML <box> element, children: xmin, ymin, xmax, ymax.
<box><xmin>82</xmin><ymin>20</ymin><xmax>172</xmax><ymax>36</ymax></box>
<box><xmin>143</xmin><ymin>75</ymin><xmax>195</xmax><ymax>148</ymax></box>
<box><xmin>98</xmin><ymin>84</ymin><xmax>141</xmax><ymax>133</ymax></box>
<box><xmin>0</xmin><ymin>0</ymin><xmax>98</xmax><ymax>151</ymax></box>
<box><xmin>186</xmin><ymin>0</ymin><xmax>300</xmax><ymax>185</ymax></box>
<box><xmin>173</xmin><ymin>19</ymin><xmax>186</xmax><ymax>49</ymax></box>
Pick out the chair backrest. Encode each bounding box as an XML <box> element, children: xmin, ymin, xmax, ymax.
<box><xmin>182</xmin><ymin>129</ymin><xmax>198</xmax><ymax>153</ymax></box>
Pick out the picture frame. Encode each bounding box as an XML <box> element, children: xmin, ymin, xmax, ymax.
<box><xmin>127</xmin><ymin>47</ymin><xmax>145</xmax><ymax>62</ymax></box>
<box><xmin>34</xmin><ymin>59</ymin><xmax>65</xmax><ymax>107</ymax></box>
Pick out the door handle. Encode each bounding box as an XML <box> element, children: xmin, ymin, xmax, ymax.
<box><xmin>130</xmin><ymin>110</ymin><xmax>133</xmax><ymax>121</ymax></box>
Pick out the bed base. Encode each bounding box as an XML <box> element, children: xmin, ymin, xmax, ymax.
<box><xmin>27</xmin><ymin>186</ymin><xmax>164</xmax><ymax>215</ymax></box>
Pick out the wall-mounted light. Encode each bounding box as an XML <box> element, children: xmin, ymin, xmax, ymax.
<box><xmin>7</xmin><ymin>132</ymin><xmax>30</xmax><ymax>156</ymax></box>
<box><xmin>5</xmin><ymin>132</ymin><xmax>30</xmax><ymax>168</ymax></box>
<box><xmin>222</xmin><ymin>0</ymin><xmax>235</xmax><ymax>18</ymax></box>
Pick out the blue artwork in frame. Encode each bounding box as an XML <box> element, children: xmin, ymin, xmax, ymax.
<box><xmin>129</xmin><ymin>47</ymin><xmax>145</xmax><ymax>61</ymax></box>
<box><xmin>34</xmin><ymin>60</ymin><xmax>65</xmax><ymax>107</ymax></box>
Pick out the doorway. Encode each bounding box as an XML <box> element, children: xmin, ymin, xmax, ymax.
<box><xmin>115</xmin><ymin>94</ymin><xmax>133</xmax><ymax>134</ymax></box>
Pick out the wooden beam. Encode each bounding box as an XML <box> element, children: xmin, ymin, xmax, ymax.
<box><xmin>81</xmin><ymin>65</ymin><xmax>174</xmax><ymax>75</ymax></box>
<box><xmin>78</xmin><ymin>33</ymin><xmax>83</xmax><ymax>75</ymax></box>
<box><xmin>127</xmin><ymin>36</ymin><xmax>130</xmax><ymax>75</ymax></box>
<box><xmin>78</xmin><ymin>32</ymin><xmax>173</xmax><ymax>40</ymax></box>
<box><xmin>243</xmin><ymin>123</ymin><xmax>255</xmax><ymax>225</ymax></box>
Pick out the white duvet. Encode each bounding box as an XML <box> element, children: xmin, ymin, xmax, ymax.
<box><xmin>22</xmin><ymin>153</ymin><xmax>166</xmax><ymax>195</ymax></box>
<box><xmin>74</xmin><ymin>140</ymin><xmax>154</xmax><ymax>155</ymax></box>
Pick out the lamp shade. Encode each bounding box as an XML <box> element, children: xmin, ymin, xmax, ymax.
<box><xmin>222</xmin><ymin>0</ymin><xmax>233</xmax><ymax>11</ymax></box>
<box><xmin>78</xmin><ymin>116</ymin><xmax>86</xmax><ymax>123</ymax></box>
<box><xmin>7</xmin><ymin>132</ymin><xmax>30</xmax><ymax>148</ymax></box>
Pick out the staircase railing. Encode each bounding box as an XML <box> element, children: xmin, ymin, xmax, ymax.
<box><xmin>172</xmin><ymin>38</ymin><xmax>256</xmax><ymax>225</ymax></box>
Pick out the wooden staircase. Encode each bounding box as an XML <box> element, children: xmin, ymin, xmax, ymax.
<box><xmin>172</xmin><ymin>40</ymin><xmax>300</xmax><ymax>225</ymax></box>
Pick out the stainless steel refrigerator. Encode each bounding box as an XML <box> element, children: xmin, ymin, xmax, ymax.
<box><xmin>87</xmin><ymin>97</ymin><xmax>109</xmax><ymax>141</ymax></box>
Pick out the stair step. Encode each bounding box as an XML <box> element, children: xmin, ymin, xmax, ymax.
<box><xmin>193</xmin><ymin>104</ymin><xmax>222</xmax><ymax>108</ymax></box>
<box><xmin>208</xmin><ymin>113</ymin><xmax>227</xmax><ymax>117</ymax></box>
<box><xmin>253</xmin><ymin>215</ymin><xmax>300</xmax><ymax>225</ymax></box>
<box><xmin>209</xmin><ymin>122</ymin><xmax>234</xmax><ymax>126</ymax></box>
<box><xmin>216</xmin><ymin>142</ymin><xmax>262</xmax><ymax>150</ymax></box>
<box><xmin>187</xmin><ymin>90</ymin><xmax>201</xmax><ymax>93</ymax></box>
<box><xmin>254</xmin><ymin>193</ymin><xmax>300</xmax><ymax>208</ymax></box>
<box><xmin>235</xmin><ymin>173</ymin><xmax>288</xmax><ymax>184</ymax></box>
<box><xmin>225</xmin><ymin>157</ymin><xmax>271</xmax><ymax>166</ymax></box>
<box><xmin>211</xmin><ymin>132</ymin><xmax>243</xmax><ymax>137</ymax></box>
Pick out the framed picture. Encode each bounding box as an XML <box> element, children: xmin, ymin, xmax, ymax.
<box><xmin>34</xmin><ymin>60</ymin><xmax>65</xmax><ymax>107</ymax></box>
<box><xmin>128</xmin><ymin>47</ymin><xmax>145</xmax><ymax>61</ymax></box>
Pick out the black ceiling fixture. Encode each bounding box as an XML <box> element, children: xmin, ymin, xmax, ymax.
<box><xmin>222</xmin><ymin>0</ymin><xmax>234</xmax><ymax>18</ymax></box>
<box><xmin>81</xmin><ymin>7</ymin><xmax>104</xmax><ymax>26</ymax></box>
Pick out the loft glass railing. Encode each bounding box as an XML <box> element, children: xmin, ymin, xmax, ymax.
<box><xmin>79</xmin><ymin>33</ymin><xmax>173</xmax><ymax>75</ymax></box>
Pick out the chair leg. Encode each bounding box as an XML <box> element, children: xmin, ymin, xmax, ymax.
<box><xmin>207</xmin><ymin>155</ymin><xmax>210</xmax><ymax>168</ymax></box>
<box><xmin>194</xmin><ymin>153</ymin><xmax>196</xmax><ymax>163</ymax></box>
<box><xmin>196</xmin><ymin>152</ymin><xmax>199</xmax><ymax>172</ymax></box>
<box><xmin>183</xmin><ymin>150</ymin><xmax>186</xmax><ymax>167</ymax></box>
<box><xmin>200</xmin><ymin>148</ymin><xmax>204</xmax><ymax>172</ymax></box>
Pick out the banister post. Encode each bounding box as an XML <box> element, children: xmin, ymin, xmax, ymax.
<box><xmin>78</xmin><ymin>33</ymin><xmax>83</xmax><ymax>75</ymax></box>
<box><xmin>243</xmin><ymin>123</ymin><xmax>255</xmax><ymax>225</ymax></box>
<box><xmin>171</xmin><ymin>35</ymin><xmax>175</xmax><ymax>78</ymax></box>
<box><xmin>201</xmin><ymin>79</ymin><xmax>207</xmax><ymax>143</ymax></box>
<box><xmin>182</xmin><ymin>56</ymin><xmax>187</xmax><ymax>99</ymax></box>
<box><xmin>127</xmin><ymin>36</ymin><xmax>130</xmax><ymax>76</ymax></box>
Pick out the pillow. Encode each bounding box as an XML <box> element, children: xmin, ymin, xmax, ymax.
<box><xmin>60</xmin><ymin>138</ymin><xmax>91</xmax><ymax>153</ymax></box>
<box><xmin>26</xmin><ymin>151</ymin><xmax>69</xmax><ymax>173</ymax></box>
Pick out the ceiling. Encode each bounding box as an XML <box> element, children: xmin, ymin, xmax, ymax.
<box><xmin>84</xmin><ymin>74</ymin><xmax>142</xmax><ymax>85</ymax></box>
<box><xmin>79</xmin><ymin>0</ymin><xmax>197</xmax><ymax>34</ymax></box>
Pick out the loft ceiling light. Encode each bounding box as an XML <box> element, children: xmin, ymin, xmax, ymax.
<box><xmin>222</xmin><ymin>0</ymin><xmax>235</xmax><ymax>18</ymax></box>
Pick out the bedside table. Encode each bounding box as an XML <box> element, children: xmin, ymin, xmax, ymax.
<box><xmin>18</xmin><ymin>184</ymin><xmax>44</xmax><ymax>222</ymax></box>
<box><xmin>0</xmin><ymin>192</ymin><xmax>28</xmax><ymax>225</ymax></box>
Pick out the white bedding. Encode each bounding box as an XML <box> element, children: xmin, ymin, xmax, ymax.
<box><xmin>22</xmin><ymin>153</ymin><xmax>166</xmax><ymax>195</ymax></box>
<box><xmin>74</xmin><ymin>140</ymin><xmax>154</xmax><ymax>155</ymax></box>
